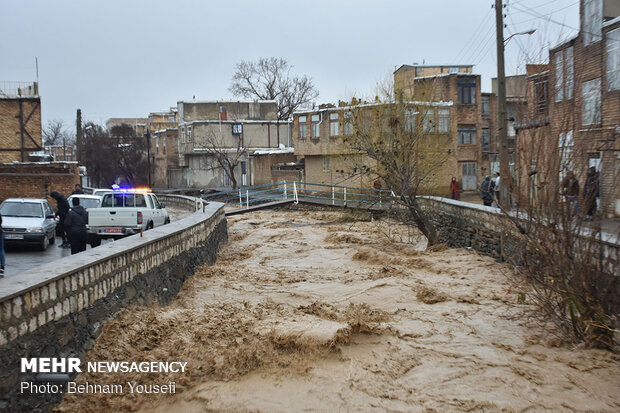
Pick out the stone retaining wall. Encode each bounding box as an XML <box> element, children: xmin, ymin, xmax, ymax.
<box><xmin>0</xmin><ymin>201</ymin><xmax>227</xmax><ymax>412</ymax></box>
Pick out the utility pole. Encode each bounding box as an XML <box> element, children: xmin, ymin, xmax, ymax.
<box><xmin>495</xmin><ymin>0</ymin><xmax>510</xmax><ymax>209</ymax></box>
<box><xmin>76</xmin><ymin>109</ymin><xmax>82</xmax><ymax>163</ymax></box>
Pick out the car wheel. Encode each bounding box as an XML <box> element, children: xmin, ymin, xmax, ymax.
<box><xmin>40</xmin><ymin>234</ymin><xmax>49</xmax><ymax>251</ymax></box>
<box><xmin>147</xmin><ymin>221</ymin><xmax>154</xmax><ymax>230</ymax></box>
<box><xmin>165</xmin><ymin>216</ymin><xmax>170</xmax><ymax>224</ymax></box>
<box><xmin>49</xmin><ymin>233</ymin><xmax>56</xmax><ymax>244</ymax></box>
<box><xmin>89</xmin><ymin>237</ymin><xmax>101</xmax><ymax>248</ymax></box>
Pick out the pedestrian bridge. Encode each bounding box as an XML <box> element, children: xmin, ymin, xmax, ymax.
<box><xmin>201</xmin><ymin>181</ymin><xmax>397</xmax><ymax>214</ymax></box>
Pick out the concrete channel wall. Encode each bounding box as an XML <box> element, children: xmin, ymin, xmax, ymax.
<box><xmin>0</xmin><ymin>199</ymin><xmax>227</xmax><ymax>412</ymax></box>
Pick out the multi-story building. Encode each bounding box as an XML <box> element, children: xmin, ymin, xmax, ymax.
<box><xmin>151</xmin><ymin>127</ymin><xmax>179</xmax><ymax>188</ymax></box>
<box><xmin>0</xmin><ymin>81</ymin><xmax>42</xmax><ymax>162</ymax></box>
<box><xmin>394</xmin><ymin>64</ymin><xmax>474</xmax><ymax>100</ymax></box>
<box><xmin>516</xmin><ymin>0</ymin><xmax>620</xmax><ymax>216</ymax></box>
<box><xmin>106</xmin><ymin>118</ymin><xmax>148</xmax><ymax>137</ymax></box>
<box><xmin>175</xmin><ymin>100</ymin><xmax>292</xmax><ymax>188</ymax></box>
<box><xmin>411</xmin><ymin>72</ymin><xmax>486</xmax><ymax>190</ymax></box>
<box><xmin>292</xmin><ymin>100</ymin><xmax>458</xmax><ymax>194</ymax></box>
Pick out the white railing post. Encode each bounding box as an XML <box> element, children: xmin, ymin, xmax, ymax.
<box><xmin>284</xmin><ymin>182</ymin><xmax>287</xmax><ymax>199</ymax></box>
<box><xmin>239</xmin><ymin>189</ymin><xmax>242</xmax><ymax>208</ymax></box>
<box><xmin>293</xmin><ymin>181</ymin><xmax>299</xmax><ymax>204</ymax></box>
<box><xmin>246</xmin><ymin>190</ymin><xmax>249</xmax><ymax>209</ymax></box>
<box><xmin>344</xmin><ymin>187</ymin><xmax>347</xmax><ymax>206</ymax></box>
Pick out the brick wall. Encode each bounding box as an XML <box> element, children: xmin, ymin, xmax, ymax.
<box><xmin>0</xmin><ymin>98</ymin><xmax>42</xmax><ymax>163</ymax></box>
<box><xmin>0</xmin><ymin>162</ymin><xmax>80</xmax><ymax>204</ymax></box>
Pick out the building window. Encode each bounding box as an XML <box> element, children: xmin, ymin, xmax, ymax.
<box><xmin>416</xmin><ymin>67</ymin><xmax>423</xmax><ymax>75</ymax></box>
<box><xmin>535</xmin><ymin>79</ymin><xmax>548</xmax><ymax>113</ymax></box>
<box><xmin>558</xmin><ymin>130</ymin><xmax>574</xmax><ymax>179</ymax></box>
<box><xmin>322</xmin><ymin>155</ymin><xmax>330</xmax><ymax>172</ymax></box>
<box><xmin>565</xmin><ymin>47</ymin><xmax>574</xmax><ymax>99</ymax></box>
<box><xmin>298</xmin><ymin>116</ymin><xmax>307</xmax><ymax>139</ymax></box>
<box><xmin>249</xmin><ymin>102</ymin><xmax>260</xmax><ymax>119</ymax></box>
<box><xmin>554</xmin><ymin>52</ymin><xmax>564</xmax><ymax>102</ymax></box>
<box><xmin>582</xmin><ymin>78</ymin><xmax>601</xmax><ymax>125</ymax></box>
<box><xmin>481</xmin><ymin>128</ymin><xmax>490</xmax><ymax>152</ymax></box>
<box><xmin>404</xmin><ymin>108</ymin><xmax>416</xmax><ymax>132</ymax></box>
<box><xmin>583</xmin><ymin>0</ymin><xmax>602</xmax><ymax>46</ymax></box>
<box><xmin>481</xmin><ymin>95</ymin><xmax>490</xmax><ymax>117</ymax></box>
<box><xmin>155</xmin><ymin>137</ymin><xmax>159</xmax><ymax>154</ymax></box>
<box><xmin>181</xmin><ymin>126</ymin><xmax>186</xmax><ymax>143</ymax></box>
<box><xmin>329</xmin><ymin>113</ymin><xmax>339</xmax><ymax>137</ymax></box>
<box><xmin>457</xmin><ymin>81</ymin><xmax>476</xmax><ymax>104</ymax></box>
<box><xmin>311</xmin><ymin>114</ymin><xmax>320</xmax><ymax>138</ymax></box>
<box><xmin>438</xmin><ymin>109</ymin><xmax>450</xmax><ymax>133</ymax></box>
<box><xmin>449</xmin><ymin>67</ymin><xmax>459</xmax><ymax>73</ymax></box>
<box><xmin>187</xmin><ymin>126</ymin><xmax>192</xmax><ymax>142</ymax></box>
<box><xmin>344</xmin><ymin>112</ymin><xmax>353</xmax><ymax>135</ymax></box>
<box><xmin>168</xmin><ymin>116</ymin><xmax>175</xmax><ymax>123</ymax></box>
<box><xmin>458</xmin><ymin>126</ymin><xmax>476</xmax><ymax>144</ymax></box>
<box><xmin>422</xmin><ymin>109</ymin><xmax>435</xmax><ymax>132</ymax></box>
<box><xmin>163</xmin><ymin>137</ymin><xmax>166</xmax><ymax>154</ymax></box>
<box><xmin>607</xmin><ymin>28</ymin><xmax>620</xmax><ymax>91</ymax></box>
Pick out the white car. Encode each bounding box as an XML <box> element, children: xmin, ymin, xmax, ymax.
<box><xmin>0</xmin><ymin>198</ymin><xmax>57</xmax><ymax>250</ymax></box>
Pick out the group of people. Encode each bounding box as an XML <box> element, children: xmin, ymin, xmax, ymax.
<box><xmin>562</xmin><ymin>167</ymin><xmax>600</xmax><ymax>219</ymax></box>
<box><xmin>50</xmin><ymin>184</ymin><xmax>89</xmax><ymax>255</ymax></box>
<box><xmin>480</xmin><ymin>173</ymin><xmax>501</xmax><ymax>207</ymax></box>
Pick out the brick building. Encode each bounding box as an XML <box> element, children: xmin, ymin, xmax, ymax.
<box><xmin>0</xmin><ymin>81</ymin><xmax>42</xmax><ymax>162</ymax></box>
<box><xmin>515</xmin><ymin>0</ymin><xmax>620</xmax><ymax>216</ymax></box>
<box><xmin>0</xmin><ymin>162</ymin><xmax>80</xmax><ymax>204</ymax></box>
<box><xmin>151</xmin><ymin>127</ymin><xmax>179</xmax><ymax>188</ymax></box>
<box><xmin>394</xmin><ymin>64</ymin><xmax>473</xmax><ymax>100</ymax></box>
<box><xmin>292</xmin><ymin>100</ymin><xmax>458</xmax><ymax>194</ymax></box>
<box><xmin>175</xmin><ymin>100</ymin><xmax>292</xmax><ymax>188</ymax></box>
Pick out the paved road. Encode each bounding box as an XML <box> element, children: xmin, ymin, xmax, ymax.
<box><xmin>1</xmin><ymin>207</ymin><xmax>192</xmax><ymax>279</ymax></box>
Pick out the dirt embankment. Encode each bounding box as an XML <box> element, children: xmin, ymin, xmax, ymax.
<box><xmin>57</xmin><ymin>210</ymin><xmax>620</xmax><ymax>412</ymax></box>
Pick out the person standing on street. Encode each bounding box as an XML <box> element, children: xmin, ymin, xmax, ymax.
<box><xmin>583</xmin><ymin>166</ymin><xmax>599</xmax><ymax>220</ymax></box>
<box><xmin>492</xmin><ymin>173</ymin><xmax>500</xmax><ymax>206</ymax></box>
<box><xmin>481</xmin><ymin>176</ymin><xmax>494</xmax><ymax>207</ymax></box>
<box><xmin>449</xmin><ymin>176</ymin><xmax>460</xmax><ymax>200</ymax></box>
<box><xmin>64</xmin><ymin>197</ymin><xmax>88</xmax><ymax>255</ymax></box>
<box><xmin>72</xmin><ymin>184</ymin><xmax>85</xmax><ymax>194</ymax></box>
<box><xmin>50</xmin><ymin>191</ymin><xmax>71</xmax><ymax>248</ymax></box>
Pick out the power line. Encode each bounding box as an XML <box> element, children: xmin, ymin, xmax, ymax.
<box><xmin>453</xmin><ymin>6</ymin><xmax>494</xmax><ymax>63</ymax></box>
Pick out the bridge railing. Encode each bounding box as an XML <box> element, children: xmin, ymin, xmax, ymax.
<box><xmin>201</xmin><ymin>181</ymin><xmax>395</xmax><ymax>210</ymax></box>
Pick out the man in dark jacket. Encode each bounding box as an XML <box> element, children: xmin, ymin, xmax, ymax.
<box><xmin>72</xmin><ymin>184</ymin><xmax>84</xmax><ymax>195</ymax></box>
<box><xmin>50</xmin><ymin>191</ymin><xmax>71</xmax><ymax>247</ymax></box>
<box><xmin>480</xmin><ymin>176</ymin><xmax>494</xmax><ymax>207</ymax></box>
<box><xmin>583</xmin><ymin>166</ymin><xmax>599</xmax><ymax>220</ymax></box>
<box><xmin>64</xmin><ymin>197</ymin><xmax>88</xmax><ymax>255</ymax></box>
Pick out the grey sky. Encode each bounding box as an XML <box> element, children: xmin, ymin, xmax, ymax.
<box><xmin>0</xmin><ymin>0</ymin><xmax>579</xmax><ymax>132</ymax></box>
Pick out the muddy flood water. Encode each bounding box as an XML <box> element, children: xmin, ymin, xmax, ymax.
<box><xmin>57</xmin><ymin>209</ymin><xmax>620</xmax><ymax>412</ymax></box>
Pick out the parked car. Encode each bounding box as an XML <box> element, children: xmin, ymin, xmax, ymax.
<box><xmin>67</xmin><ymin>194</ymin><xmax>101</xmax><ymax>210</ymax></box>
<box><xmin>91</xmin><ymin>189</ymin><xmax>114</xmax><ymax>197</ymax></box>
<box><xmin>0</xmin><ymin>198</ymin><xmax>57</xmax><ymax>250</ymax></box>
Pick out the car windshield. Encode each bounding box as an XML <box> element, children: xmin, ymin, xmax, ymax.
<box><xmin>0</xmin><ymin>202</ymin><xmax>43</xmax><ymax>217</ymax></box>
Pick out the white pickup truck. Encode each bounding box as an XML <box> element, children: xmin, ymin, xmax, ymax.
<box><xmin>87</xmin><ymin>189</ymin><xmax>170</xmax><ymax>247</ymax></box>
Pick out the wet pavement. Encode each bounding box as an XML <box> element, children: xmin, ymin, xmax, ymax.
<box><xmin>1</xmin><ymin>207</ymin><xmax>192</xmax><ymax>279</ymax></box>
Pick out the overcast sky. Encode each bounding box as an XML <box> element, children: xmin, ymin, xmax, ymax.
<box><xmin>0</xmin><ymin>0</ymin><xmax>579</xmax><ymax>132</ymax></box>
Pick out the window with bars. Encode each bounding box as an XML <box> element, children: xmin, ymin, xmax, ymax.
<box><xmin>458</xmin><ymin>126</ymin><xmax>476</xmax><ymax>145</ymax></box>
<box><xmin>584</xmin><ymin>0</ymin><xmax>603</xmax><ymax>46</ymax></box>
<box><xmin>481</xmin><ymin>96</ymin><xmax>490</xmax><ymax>117</ymax></box>
<box><xmin>422</xmin><ymin>109</ymin><xmax>435</xmax><ymax>133</ymax></box>
<box><xmin>344</xmin><ymin>112</ymin><xmax>353</xmax><ymax>135</ymax></box>
<box><xmin>481</xmin><ymin>128</ymin><xmax>490</xmax><ymax>152</ymax></box>
<box><xmin>322</xmin><ymin>155</ymin><xmax>330</xmax><ymax>172</ymax></box>
<box><xmin>535</xmin><ymin>79</ymin><xmax>548</xmax><ymax>113</ymax></box>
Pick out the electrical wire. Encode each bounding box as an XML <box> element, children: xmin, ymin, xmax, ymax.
<box><xmin>453</xmin><ymin>6</ymin><xmax>495</xmax><ymax>63</ymax></box>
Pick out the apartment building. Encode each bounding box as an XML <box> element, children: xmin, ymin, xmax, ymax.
<box><xmin>411</xmin><ymin>72</ymin><xmax>487</xmax><ymax>190</ymax></box>
<box><xmin>175</xmin><ymin>100</ymin><xmax>292</xmax><ymax>188</ymax></box>
<box><xmin>0</xmin><ymin>81</ymin><xmax>42</xmax><ymax>162</ymax></box>
<box><xmin>292</xmin><ymin>100</ymin><xmax>458</xmax><ymax>195</ymax></box>
<box><xmin>394</xmin><ymin>64</ymin><xmax>473</xmax><ymax>100</ymax></box>
<box><xmin>516</xmin><ymin>0</ymin><xmax>620</xmax><ymax>216</ymax></box>
<box><xmin>151</xmin><ymin>127</ymin><xmax>179</xmax><ymax>188</ymax></box>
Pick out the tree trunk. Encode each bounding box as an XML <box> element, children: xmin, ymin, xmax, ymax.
<box><xmin>406</xmin><ymin>197</ymin><xmax>439</xmax><ymax>246</ymax></box>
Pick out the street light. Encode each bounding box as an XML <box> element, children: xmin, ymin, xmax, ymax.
<box><xmin>495</xmin><ymin>0</ymin><xmax>536</xmax><ymax>208</ymax></box>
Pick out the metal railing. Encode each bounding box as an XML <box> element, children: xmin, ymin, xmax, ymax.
<box><xmin>0</xmin><ymin>81</ymin><xmax>39</xmax><ymax>98</ymax></box>
<box><xmin>201</xmin><ymin>181</ymin><xmax>395</xmax><ymax>211</ymax></box>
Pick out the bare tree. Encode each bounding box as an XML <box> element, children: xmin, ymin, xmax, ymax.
<box><xmin>43</xmin><ymin>119</ymin><xmax>72</xmax><ymax>146</ymax></box>
<box><xmin>201</xmin><ymin>130</ymin><xmax>247</xmax><ymax>190</ymax></box>
<box><xmin>230</xmin><ymin>57</ymin><xmax>319</xmax><ymax>120</ymax></box>
<box><xmin>345</xmin><ymin>100</ymin><xmax>452</xmax><ymax>246</ymax></box>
